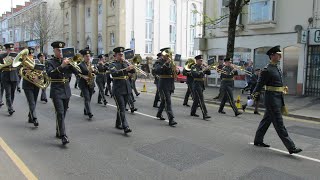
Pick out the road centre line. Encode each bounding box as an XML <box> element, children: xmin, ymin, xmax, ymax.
<box><xmin>249</xmin><ymin>142</ymin><xmax>320</xmax><ymax>163</ymax></box>
<box><xmin>0</xmin><ymin>137</ymin><xmax>38</xmax><ymax>180</ymax></box>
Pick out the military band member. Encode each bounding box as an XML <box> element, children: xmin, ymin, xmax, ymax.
<box><xmin>78</xmin><ymin>49</ymin><xmax>96</xmax><ymax>119</ymax></box>
<box><xmin>104</xmin><ymin>54</ymin><xmax>113</xmax><ymax>97</ymax></box>
<box><xmin>46</xmin><ymin>41</ymin><xmax>79</xmax><ymax>145</ymax></box>
<box><xmin>218</xmin><ymin>58</ymin><xmax>242</xmax><ymax>116</ymax></box>
<box><xmin>154</xmin><ymin>47</ymin><xmax>178</xmax><ymax>127</ymax></box>
<box><xmin>22</xmin><ymin>47</ymin><xmax>40</xmax><ymax>127</ymax></box>
<box><xmin>252</xmin><ymin>46</ymin><xmax>302</xmax><ymax>154</ymax></box>
<box><xmin>0</xmin><ymin>43</ymin><xmax>19</xmax><ymax>115</ymax></box>
<box><xmin>0</xmin><ymin>46</ymin><xmax>4</xmax><ymax>107</ymax></box>
<box><xmin>96</xmin><ymin>54</ymin><xmax>108</xmax><ymax>105</ymax></box>
<box><xmin>110</xmin><ymin>47</ymin><xmax>133</xmax><ymax>134</ymax></box>
<box><xmin>190</xmin><ymin>55</ymin><xmax>211</xmax><ymax>120</ymax></box>
<box><xmin>152</xmin><ymin>53</ymin><xmax>161</xmax><ymax>108</ymax></box>
<box><xmin>38</xmin><ymin>53</ymin><xmax>48</xmax><ymax>103</ymax></box>
<box><xmin>183</xmin><ymin>58</ymin><xmax>195</xmax><ymax>107</ymax></box>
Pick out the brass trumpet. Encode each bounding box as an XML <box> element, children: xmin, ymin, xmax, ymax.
<box><xmin>68</xmin><ymin>54</ymin><xmax>83</xmax><ymax>73</ymax></box>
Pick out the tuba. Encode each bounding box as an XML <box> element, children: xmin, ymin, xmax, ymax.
<box><xmin>13</xmin><ymin>49</ymin><xmax>50</xmax><ymax>89</ymax></box>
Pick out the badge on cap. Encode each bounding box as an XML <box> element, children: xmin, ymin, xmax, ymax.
<box><xmin>10</xmin><ymin>44</ymin><xmax>13</xmax><ymax>48</ymax></box>
<box><xmin>59</xmin><ymin>43</ymin><xmax>63</xmax><ymax>48</ymax></box>
<box><xmin>120</xmin><ymin>48</ymin><xmax>123</xmax><ymax>52</ymax></box>
<box><xmin>87</xmin><ymin>50</ymin><xmax>89</xmax><ymax>54</ymax></box>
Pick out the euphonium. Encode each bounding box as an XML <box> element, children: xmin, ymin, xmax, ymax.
<box><xmin>161</xmin><ymin>49</ymin><xmax>178</xmax><ymax>78</ymax></box>
<box><xmin>12</xmin><ymin>49</ymin><xmax>50</xmax><ymax>89</ymax></box>
<box><xmin>0</xmin><ymin>53</ymin><xmax>15</xmax><ymax>69</ymax></box>
<box><xmin>184</xmin><ymin>58</ymin><xmax>196</xmax><ymax>71</ymax></box>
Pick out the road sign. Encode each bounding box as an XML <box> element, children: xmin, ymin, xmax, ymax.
<box><xmin>308</xmin><ymin>29</ymin><xmax>320</xmax><ymax>45</ymax></box>
<box><xmin>300</xmin><ymin>30</ymin><xmax>307</xmax><ymax>44</ymax></box>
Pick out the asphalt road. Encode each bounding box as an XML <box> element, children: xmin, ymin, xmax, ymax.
<box><xmin>0</xmin><ymin>80</ymin><xmax>319</xmax><ymax>180</ymax></box>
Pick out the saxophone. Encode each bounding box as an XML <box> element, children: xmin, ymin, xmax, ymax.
<box><xmin>86</xmin><ymin>61</ymin><xmax>95</xmax><ymax>87</ymax></box>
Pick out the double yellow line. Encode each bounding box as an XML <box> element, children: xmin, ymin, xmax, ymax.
<box><xmin>0</xmin><ymin>137</ymin><xmax>38</xmax><ymax>180</ymax></box>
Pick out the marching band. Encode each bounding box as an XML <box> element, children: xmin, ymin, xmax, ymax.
<box><xmin>0</xmin><ymin>43</ymin><xmax>303</xmax><ymax>154</ymax></box>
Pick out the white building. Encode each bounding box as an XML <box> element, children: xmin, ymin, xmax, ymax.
<box><xmin>200</xmin><ymin>0</ymin><xmax>320</xmax><ymax>96</ymax></box>
<box><xmin>61</xmin><ymin>0</ymin><xmax>203</xmax><ymax>63</ymax></box>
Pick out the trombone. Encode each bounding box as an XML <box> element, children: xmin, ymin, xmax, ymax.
<box><xmin>231</xmin><ymin>64</ymin><xmax>252</xmax><ymax>76</ymax></box>
<box><xmin>202</xmin><ymin>63</ymin><xmax>228</xmax><ymax>75</ymax></box>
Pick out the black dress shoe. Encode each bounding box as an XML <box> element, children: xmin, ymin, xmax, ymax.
<box><xmin>254</xmin><ymin>111</ymin><xmax>261</xmax><ymax>115</ymax></box>
<box><xmin>124</xmin><ymin>127</ymin><xmax>132</xmax><ymax>134</ymax></box>
<box><xmin>88</xmin><ymin>113</ymin><xmax>93</xmax><ymax>119</ymax></box>
<box><xmin>133</xmin><ymin>99</ymin><xmax>136</xmax><ymax>102</ymax></box>
<box><xmin>218</xmin><ymin>111</ymin><xmax>226</xmax><ymax>114</ymax></box>
<box><xmin>153</xmin><ymin>105</ymin><xmax>159</xmax><ymax>108</ymax></box>
<box><xmin>169</xmin><ymin>121</ymin><xmax>177</xmax><ymax>127</ymax></box>
<box><xmin>136</xmin><ymin>93</ymin><xmax>140</xmax><ymax>96</ymax></box>
<box><xmin>254</xmin><ymin>142</ymin><xmax>270</xmax><ymax>147</ymax></box>
<box><xmin>104</xmin><ymin>100</ymin><xmax>108</xmax><ymax>105</ymax></box>
<box><xmin>0</xmin><ymin>102</ymin><xmax>4</xmax><ymax>107</ymax></box>
<box><xmin>106</xmin><ymin>94</ymin><xmax>110</xmax><ymax>96</ymax></box>
<box><xmin>213</xmin><ymin>96</ymin><xmax>219</xmax><ymax>100</ymax></box>
<box><xmin>235</xmin><ymin>112</ymin><xmax>242</xmax><ymax>117</ymax></box>
<box><xmin>17</xmin><ymin>88</ymin><xmax>21</xmax><ymax>93</ymax></box>
<box><xmin>125</xmin><ymin>108</ymin><xmax>129</xmax><ymax>111</ymax></box>
<box><xmin>183</xmin><ymin>104</ymin><xmax>190</xmax><ymax>107</ymax></box>
<box><xmin>203</xmin><ymin>115</ymin><xmax>211</xmax><ymax>120</ymax></box>
<box><xmin>156</xmin><ymin>115</ymin><xmax>166</xmax><ymax>120</ymax></box>
<box><xmin>131</xmin><ymin>108</ymin><xmax>138</xmax><ymax>113</ymax></box>
<box><xmin>115</xmin><ymin>125</ymin><xmax>123</xmax><ymax>130</ymax></box>
<box><xmin>33</xmin><ymin>118</ymin><xmax>39</xmax><ymax>127</ymax></box>
<box><xmin>97</xmin><ymin>101</ymin><xmax>102</xmax><ymax>104</ymax></box>
<box><xmin>289</xmin><ymin>148</ymin><xmax>302</xmax><ymax>154</ymax></box>
<box><xmin>8</xmin><ymin>110</ymin><xmax>14</xmax><ymax>115</ymax></box>
<box><xmin>191</xmin><ymin>113</ymin><xmax>199</xmax><ymax>117</ymax></box>
<box><xmin>61</xmin><ymin>136</ymin><xmax>69</xmax><ymax>145</ymax></box>
<box><xmin>28</xmin><ymin>118</ymin><xmax>33</xmax><ymax>123</ymax></box>
<box><xmin>242</xmin><ymin>105</ymin><xmax>247</xmax><ymax>112</ymax></box>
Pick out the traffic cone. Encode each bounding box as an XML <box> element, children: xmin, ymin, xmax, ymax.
<box><xmin>141</xmin><ymin>82</ymin><xmax>147</xmax><ymax>92</ymax></box>
<box><xmin>236</xmin><ymin>95</ymin><xmax>242</xmax><ymax>109</ymax></box>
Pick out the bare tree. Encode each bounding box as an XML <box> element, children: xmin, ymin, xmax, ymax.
<box><xmin>24</xmin><ymin>2</ymin><xmax>62</xmax><ymax>53</ymax></box>
<box><xmin>194</xmin><ymin>0</ymin><xmax>250</xmax><ymax>59</ymax></box>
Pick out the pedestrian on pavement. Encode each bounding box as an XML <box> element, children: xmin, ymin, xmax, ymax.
<box><xmin>154</xmin><ymin>47</ymin><xmax>178</xmax><ymax>127</ymax></box>
<box><xmin>190</xmin><ymin>55</ymin><xmax>211</xmax><ymax>120</ymax></box>
<box><xmin>78</xmin><ymin>49</ymin><xmax>96</xmax><ymax>120</ymax></box>
<box><xmin>96</xmin><ymin>54</ymin><xmax>108</xmax><ymax>105</ymax></box>
<box><xmin>46</xmin><ymin>41</ymin><xmax>79</xmax><ymax>145</ymax></box>
<box><xmin>109</xmin><ymin>47</ymin><xmax>134</xmax><ymax>134</ymax></box>
<box><xmin>252</xmin><ymin>45</ymin><xmax>302</xmax><ymax>154</ymax></box>
<box><xmin>152</xmin><ymin>53</ymin><xmax>161</xmax><ymax>108</ymax></box>
<box><xmin>182</xmin><ymin>58</ymin><xmax>195</xmax><ymax>107</ymax></box>
<box><xmin>0</xmin><ymin>43</ymin><xmax>19</xmax><ymax>115</ymax></box>
<box><xmin>218</xmin><ymin>58</ymin><xmax>242</xmax><ymax>116</ymax></box>
<box><xmin>242</xmin><ymin>68</ymin><xmax>261</xmax><ymax>115</ymax></box>
<box><xmin>38</xmin><ymin>53</ymin><xmax>48</xmax><ymax>103</ymax></box>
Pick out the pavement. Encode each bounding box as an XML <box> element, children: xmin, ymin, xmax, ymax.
<box><xmin>137</xmin><ymin>78</ymin><xmax>320</xmax><ymax>122</ymax></box>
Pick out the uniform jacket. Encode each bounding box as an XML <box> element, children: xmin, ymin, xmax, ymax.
<box><xmin>96</xmin><ymin>63</ymin><xmax>108</xmax><ymax>83</ymax></box>
<box><xmin>0</xmin><ymin>53</ymin><xmax>19</xmax><ymax>82</ymax></box>
<box><xmin>252</xmin><ymin>63</ymin><xmax>285</xmax><ymax>109</ymax></box>
<box><xmin>191</xmin><ymin>64</ymin><xmax>211</xmax><ymax>90</ymax></box>
<box><xmin>220</xmin><ymin>65</ymin><xmax>238</xmax><ymax>87</ymax></box>
<box><xmin>78</xmin><ymin>61</ymin><xmax>95</xmax><ymax>89</ymax></box>
<box><xmin>182</xmin><ymin>68</ymin><xmax>194</xmax><ymax>85</ymax></box>
<box><xmin>151</xmin><ymin>63</ymin><xmax>159</xmax><ymax>85</ymax></box>
<box><xmin>46</xmin><ymin>57</ymin><xmax>78</xmax><ymax>99</ymax></box>
<box><xmin>109</xmin><ymin>61</ymin><xmax>134</xmax><ymax>95</ymax></box>
<box><xmin>154</xmin><ymin>59</ymin><xmax>179</xmax><ymax>91</ymax></box>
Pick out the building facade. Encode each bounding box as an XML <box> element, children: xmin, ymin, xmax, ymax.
<box><xmin>0</xmin><ymin>0</ymin><xmax>63</xmax><ymax>54</ymax></box>
<box><xmin>61</xmin><ymin>0</ymin><xmax>203</xmax><ymax>62</ymax></box>
<box><xmin>201</xmin><ymin>0</ymin><xmax>320</xmax><ymax>96</ymax></box>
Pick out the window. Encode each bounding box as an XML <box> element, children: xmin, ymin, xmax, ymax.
<box><xmin>98</xmin><ymin>4</ymin><xmax>102</xmax><ymax>15</ymax></box>
<box><xmin>110</xmin><ymin>0</ymin><xmax>115</xmax><ymax>9</ymax></box>
<box><xmin>87</xmin><ymin>7</ymin><xmax>91</xmax><ymax>17</ymax></box>
<box><xmin>145</xmin><ymin>0</ymin><xmax>154</xmax><ymax>54</ymax></box>
<box><xmin>65</xmin><ymin>12</ymin><xmax>68</xmax><ymax>19</ymax></box>
<box><xmin>169</xmin><ymin>0</ymin><xmax>176</xmax><ymax>52</ymax></box>
<box><xmin>110</xmin><ymin>32</ymin><xmax>115</xmax><ymax>46</ymax></box>
<box><xmin>249</xmin><ymin>0</ymin><xmax>275</xmax><ymax>24</ymax></box>
<box><xmin>220</xmin><ymin>6</ymin><xmax>229</xmax><ymax>26</ymax></box>
<box><xmin>189</xmin><ymin>3</ymin><xmax>197</xmax><ymax>56</ymax></box>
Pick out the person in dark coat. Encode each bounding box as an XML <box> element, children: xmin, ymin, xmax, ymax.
<box><xmin>190</xmin><ymin>55</ymin><xmax>211</xmax><ymax>120</ymax></box>
<box><xmin>104</xmin><ymin>54</ymin><xmax>113</xmax><ymax>97</ymax></box>
<box><xmin>182</xmin><ymin>58</ymin><xmax>195</xmax><ymax>107</ymax></box>
<box><xmin>218</xmin><ymin>58</ymin><xmax>242</xmax><ymax>116</ymax></box>
<box><xmin>152</xmin><ymin>53</ymin><xmax>161</xmax><ymax>108</ymax></box>
<box><xmin>154</xmin><ymin>47</ymin><xmax>179</xmax><ymax>127</ymax></box>
<box><xmin>109</xmin><ymin>47</ymin><xmax>134</xmax><ymax>134</ymax></box>
<box><xmin>96</xmin><ymin>54</ymin><xmax>108</xmax><ymax>105</ymax></box>
<box><xmin>251</xmin><ymin>46</ymin><xmax>302</xmax><ymax>154</ymax></box>
<box><xmin>38</xmin><ymin>53</ymin><xmax>48</xmax><ymax>103</ymax></box>
<box><xmin>46</xmin><ymin>41</ymin><xmax>79</xmax><ymax>145</ymax></box>
<box><xmin>0</xmin><ymin>43</ymin><xmax>19</xmax><ymax>115</ymax></box>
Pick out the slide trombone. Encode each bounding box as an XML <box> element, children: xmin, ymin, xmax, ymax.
<box><xmin>231</xmin><ymin>64</ymin><xmax>252</xmax><ymax>76</ymax></box>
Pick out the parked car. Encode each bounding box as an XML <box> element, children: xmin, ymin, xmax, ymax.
<box><xmin>176</xmin><ymin>66</ymin><xmax>187</xmax><ymax>83</ymax></box>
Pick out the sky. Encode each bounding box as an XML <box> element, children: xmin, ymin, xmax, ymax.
<box><xmin>0</xmin><ymin>0</ymin><xmax>29</xmax><ymax>15</ymax></box>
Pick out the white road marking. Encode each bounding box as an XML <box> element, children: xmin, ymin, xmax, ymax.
<box><xmin>72</xmin><ymin>94</ymin><xmax>169</xmax><ymax>122</ymax></box>
<box><xmin>249</xmin><ymin>142</ymin><xmax>320</xmax><ymax>163</ymax></box>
